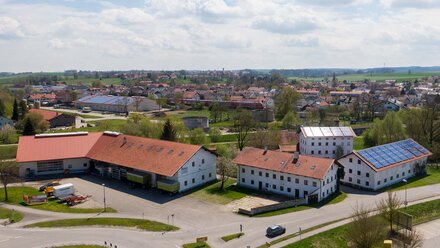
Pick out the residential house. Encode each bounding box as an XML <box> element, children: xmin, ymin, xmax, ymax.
<box><xmin>74</xmin><ymin>95</ymin><xmax>159</xmax><ymax>113</ymax></box>
<box><xmin>0</xmin><ymin>116</ymin><xmax>14</xmax><ymax>129</ymax></box>
<box><xmin>29</xmin><ymin>108</ymin><xmax>76</xmax><ymax>128</ymax></box>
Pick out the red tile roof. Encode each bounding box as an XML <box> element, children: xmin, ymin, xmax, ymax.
<box><xmin>87</xmin><ymin>134</ymin><xmax>203</xmax><ymax>177</ymax></box>
<box><xmin>16</xmin><ymin>132</ymin><xmax>210</xmax><ymax>177</ymax></box>
<box><xmin>233</xmin><ymin>147</ymin><xmax>334</xmax><ymax>180</ymax></box>
<box><xmin>16</xmin><ymin>132</ymin><xmax>103</xmax><ymax>163</ymax></box>
<box><xmin>29</xmin><ymin>93</ymin><xmax>56</xmax><ymax>100</ymax></box>
<box><xmin>29</xmin><ymin>109</ymin><xmax>61</xmax><ymax>121</ymax></box>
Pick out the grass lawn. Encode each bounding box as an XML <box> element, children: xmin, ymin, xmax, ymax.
<box><xmin>353</xmin><ymin>136</ymin><xmax>366</xmax><ymax>150</ymax></box>
<box><xmin>48</xmin><ymin>245</ymin><xmax>105</xmax><ymax>248</ymax></box>
<box><xmin>0</xmin><ymin>207</ymin><xmax>24</xmax><ymax>223</ymax></box>
<box><xmin>221</xmin><ymin>232</ymin><xmax>244</xmax><ymax>242</ymax></box>
<box><xmin>0</xmin><ymin>145</ymin><xmax>18</xmax><ymax>160</ymax></box>
<box><xmin>384</xmin><ymin>166</ymin><xmax>440</xmax><ymax>192</ymax></box>
<box><xmin>25</xmin><ymin>217</ymin><xmax>178</xmax><ymax>231</ymax></box>
<box><xmin>281</xmin><ymin>197</ymin><xmax>440</xmax><ymax>248</ymax></box>
<box><xmin>182</xmin><ymin>241</ymin><xmax>211</xmax><ymax>248</ymax></box>
<box><xmin>188</xmin><ymin>179</ymin><xmax>255</xmax><ymax>205</ymax></box>
<box><xmin>49</xmin><ymin>119</ymin><xmax>127</xmax><ymax>134</ymax></box>
<box><xmin>254</xmin><ymin>191</ymin><xmax>347</xmax><ymax>218</ymax></box>
<box><xmin>62</xmin><ymin>77</ymin><xmax>123</xmax><ymax>85</ymax></box>
<box><xmin>0</xmin><ymin>186</ymin><xmax>115</xmax><ymax>213</ymax></box>
<box><xmin>210</xmin><ymin>121</ymin><xmax>234</xmax><ymax>128</ymax></box>
<box><xmin>213</xmin><ymin>133</ymin><xmax>237</xmax><ymax>143</ymax></box>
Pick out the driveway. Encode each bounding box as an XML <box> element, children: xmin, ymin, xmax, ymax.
<box><xmin>417</xmin><ymin>218</ymin><xmax>440</xmax><ymax>248</ymax></box>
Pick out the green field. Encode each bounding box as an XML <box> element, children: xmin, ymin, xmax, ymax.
<box><xmin>49</xmin><ymin>119</ymin><xmax>127</xmax><ymax>133</ymax></box>
<box><xmin>402</xmin><ymin>198</ymin><xmax>440</xmax><ymax>225</ymax></box>
<box><xmin>183</xmin><ymin>241</ymin><xmax>211</xmax><ymax>248</ymax></box>
<box><xmin>0</xmin><ymin>73</ymin><xmax>122</xmax><ymax>86</ymax></box>
<box><xmin>61</xmin><ymin>77</ymin><xmax>122</xmax><ymax>85</ymax></box>
<box><xmin>0</xmin><ymin>207</ymin><xmax>24</xmax><ymax>223</ymax></box>
<box><xmin>25</xmin><ymin>217</ymin><xmax>178</xmax><ymax>231</ymax></box>
<box><xmin>289</xmin><ymin>71</ymin><xmax>440</xmax><ymax>83</ymax></box>
<box><xmin>0</xmin><ymin>145</ymin><xmax>18</xmax><ymax>159</ymax></box>
<box><xmin>0</xmin><ymin>186</ymin><xmax>115</xmax><ymax>213</ymax></box>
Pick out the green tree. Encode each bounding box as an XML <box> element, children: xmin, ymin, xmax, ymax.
<box><xmin>209</xmin><ymin>127</ymin><xmax>222</xmax><ymax>143</ymax></box>
<box><xmin>233</xmin><ymin>109</ymin><xmax>255</xmax><ymax>151</ymax></box>
<box><xmin>160</xmin><ymin>118</ymin><xmax>177</xmax><ymax>141</ymax></box>
<box><xmin>11</xmin><ymin>99</ymin><xmax>19</xmax><ymax>121</ymax></box>
<box><xmin>23</xmin><ymin>118</ymin><xmax>36</xmax><ymax>135</ymax></box>
<box><xmin>19</xmin><ymin>100</ymin><xmax>28</xmax><ymax>119</ymax></box>
<box><xmin>281</xmin><ymin>111</ymin><xmax>299</xmax><ymax>129</ymax></box>
<box><xmin>346</xmin><ymin>204</ymin><xmax>386</xmax><ymax>248</ymax></box>
<box><xmin>0</xmin><ymin>125</ymin><xmax>18</xmax><ymax>144</ymax></box>
<box><xmin>377</xmin><ymin>192</ymin><xmax>402</xmax><ymax>234</ymax></box>
<box><xmin>276</xmin><ymin>86</ymin><xmax>302</xmax><ymax>119</ymax></box>
<box><xmin>188</xmin><ymin>128</ymin><xmax>209</xmax><ymax>145</ymax></box>
<box><xmin>20</xmin><ymin>112</ymin><xmax>48</xmax><ymax>135</ymax></box>
<box><xmin>0</xmin><ymin>99</ymin><xmax>5</xmax><ymax>117</ymax></box>
<box><xmin>363</xmin><ymin>112</ymin><xmax>406</xmax><ymax>147</ymax></box>
<box><xmin>209</xmin><ymin>103</ymin><xmax>223</xmax><ymax>123</ymax></box>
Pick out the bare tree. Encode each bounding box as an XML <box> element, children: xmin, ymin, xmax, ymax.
<box><xmin>346</xmin><ymin>204</ymin><xmax>386</xmax><ymax>248</ymax></box>
<box><xmin>0</xmin><ymin>161</ymin><xmax>20</xmax><ymax>201</ymax></box>
<box><xmin>400</xmin><ymin>229</ymin><xmax>424</xmax><ymax>248</ymax></box>
<box><xmin>233</xmin><ymin>109</ymin><xmax>255</xmax><ymax>151</ymax></box>
<box><xmin>217</xmin><ymin>156</ymin><xmax>235</xmax><ymax>190</ymax></box>
<box><xmin>377</xmin><ymin>192</ymin><xmax>403</xmax><ymax>234</ymax></box>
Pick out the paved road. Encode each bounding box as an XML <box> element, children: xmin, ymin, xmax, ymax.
<box><xmin>1</xmin><ymin>179</ymin><xmax>440</xmax><ymax>248</ymax></box>
<box><xmin>417</xmin><ymin>218</ymin><xmax>440</xmax><ymax>248</ymax></box>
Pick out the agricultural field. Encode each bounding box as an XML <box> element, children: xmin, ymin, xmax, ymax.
<box><xmin>289</xmin><ymin>71</ymin><xmax>440</xmax><ymax>83</ymax></box>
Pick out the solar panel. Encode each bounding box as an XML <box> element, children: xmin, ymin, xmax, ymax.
<box><xmin>340</xmin><ymin>127</ymin><xmax>354</xmax><ymax>136</ymax></box>
<box><xmin>330</xmin><ymin>127</ymin><xmax>343</xmax><ymax>136</ymax></box>
<box><xmin>357</xmin><ymin>139</ymin><xmax>430</xmax><ymax>169</ymax></box>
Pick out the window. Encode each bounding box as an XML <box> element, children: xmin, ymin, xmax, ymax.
<box><xmin>259</xmin><ymin>171</ymin><xmax>262</xmax><ymax>176</ymax></box>
<box><xmin>402</xmin><ymin>172</ymin><xmax>405</xmax><ymax>176</ymax></box>
<box><xmin>390</xmin><ymin>176</ymin><xmax>394</xmax><ymax>180</ymax></box>
<box><xmin>251</xmin><ymin>180</ymin><xmax>254</xmax><ymax>185</ymax></box>
<box><xmin>273</xmin><ymin>185</ymin><xmax>276</xmax><ymax>189</ymax></box>
<box><xmin>304</xmin><ymin>190</ymin><xmax>308</xmax><ymax>196</ymax></box>
<box><xmin>408</xmin><ymin>169</ymin><xmax>411</xmax><ymax>174</ymax></box>
<box><xmin>287</xmin><ymin>188</ymin><xmax>291</xmax><ymax>193</ymax></box>
<box><xmin>83</xmin><ymin>163</ymin><xmax>88</xmax><ymax>167</ymax></box>
<box><xmin>251</xmin><ymin>170</ymin><xmax>254</xmax><ymax>175</ymax></box>
<box><xmin>265</xmin><ymin>183</ymin><xmax>269</xmax><ymax>188</ymax></box>
<box><xmin>209</xmin><ymin>173</ymin><xmax>212</xmax><ymax>178</ymax></box>
<box><xmin>325</xmin><ymin>150</ymin><xmax>328</xmax><ymax>154</ymax></box>
<box><xmin>202</xmin><ymin>175</ymin><xmax>205</xmax><ymax>180</ymax></box>
<box><xmin>384</xmin><ymin>178</ymin><xmax>388</xmax><ymax>183</ymax></box>
<box><xmin>202</xmin><ymin>159</ymin><xmax>205</xmax><ymax>164</ymax></box>
<box><xmin>37</xmin><ymin>160</ymin><xmax>63</xmax><ymax>173</ymax></box>
<box><xmin>326</xmin><ymin>142</ymin><xmax>328</xmax><ymax>146</ymax></box>
<box><xmin>396</xmin><ymin>174</ymin><xmax>400</xmax><ymax>178</ymax></box>
<box><xmin>192</xmin><ymin>161</ymin><xmax>195</xmax><ymax>167</ymax></box>
<box><xmin>349</xmin><ymin>177</ymin><xmax>352</xmax><ymax>182</ymax></box>
<box><xmin>319</xmin><ymin>142</ymin><xmax>322</xmax><ymax>146</ymax></box>
<box><xmin>280</xmin><ymin>175</ymin><xmax>284</xmax><ymax>180</ymax></box>
<box><xmin>192</xmin><ymin>178</ymin><xmax>195</xmax><ymax>184</ymax></box>
<box><xmin>366</xmin><ymin>173</ymin><xmax>370</xmax><ymax>178</ymax></box>
<box><xmin>318</xmin><ymin>150</ymin><xmax>321</xmax><ymax>154</ymax></box>
<box><xmin>378</xmin><ymin>180</ymin><xmax>381</xmax><ymax>185</ymax></box>
<box><xmin>304</xmin><ymin>180</ymin><xmax>308</xmax><ymax>185</ymax></box>
<box><xmin>312</xmin><ymin>142</ymin><xmax>315</xmax><ymax>146</ymax></box>
<box><xmin>312</xmin><ymin>182</ymin><xmax>317</xmax><ymax>187</ymax></box>
<box><xmin>184</xmin><ymin>181</ymin><xmax>188</xmax><ymax>186</ymax></box>
<box><xmin>349</xmin><ymin>158</ymin><xmax>353</xmax><ymax>163</ymax></box>
<box><xmin>287</xmin><ymin>177</ymin><xmax>291</xmax><ymax>182</ymax></box>
<box><xmin>357</xmin><ymin>179</ymin><xmax>360</xmax><ymax>184</ymax></box>
<box><xmin>280</xmin><ymin>186</ymin><xmax>284</xmax><ymax>191</ymax></box>
<box><xmin>357</xmin><ymin>171</ymin><xmax>361</xmax><ymax>176</ymax></box>
<box><xmin>295</xmin><ymin>178</ymin><xmax>299</xmax><ymax>183</ymax></box>
<box><xmin>311</xmin><ymin>150</ymin><xmax>315</xmax><ymax>154</ymax></box>
<box><xmin>242</xmin><ymin>168</ymin><xmax>245</xmax><ymax>173</ymax></box>
<box><xmin>357</xmin><ymin>160</ymin><xmax>361</xmax><ymax>165</ymax></box>
<box><xmin>273</xmin><ymin>174</ymin><xmax>276</xmax><ymax>179</ymax></box>
<box><xmin>68</xmin><ymin>164</ymin><xmax>72</xmax><ymax>169</ymax></box>
<box><xmin>327</xmin><ymin>178</ymin><xmax>329</xmax><ymax>183</ymax></box>
<box><xmin>266</xmin><ymin>172</ymin><xmax>269</xmax><ymax>177</ymax></box>
<box><xmin>242</xmin><ymin>178</ymin><xmax>245</xmax><ymax>183</ymax></box>
<box><xmin>366</xmin><ymin>181</ymin><xmax>369</xmax><ymax>186</ymax></box>
<box><xmin>333</xmin><ymin>142</ymin><xmax>336</xmax><ymax>146</ymax></box>
<box><xmin>333</xmin><ymin>150</ymin><xmax>336</xmax><ymax>154</ymax></box>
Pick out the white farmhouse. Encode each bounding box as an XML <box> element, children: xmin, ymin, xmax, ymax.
<box><xmin>233</xmin><ymin>147</ymin><xmax>338</xmax><ymax>203</ymax></box>
<box><xmin>337</xmin><ymin>139</ymin><xmax>431</xmax><ymax>191</ymax></box>
<box><xmin>299</xmin><ymin>126</ymin><xmax>356</xmax><ymax>158</ymax></box>
<box><xmin>16</xmin><ymin>131</ymin><xmax>217</xmax><ymax>193</ymax></box>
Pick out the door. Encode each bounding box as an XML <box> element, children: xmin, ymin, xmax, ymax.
<box><xmin>258</xmin><ymin>181</ymin><xmax>262</xmax><ymax>191</ymax></box>
<box><xmin>295</xmin><ymin>189</ymin><xmax>299</xmax><ymax>198</ymax></box>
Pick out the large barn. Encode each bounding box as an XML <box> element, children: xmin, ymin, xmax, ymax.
<box><xmin>16</xmin><ymin>132</ymin><xmax>217</xmax><ymax>193</ymax></box>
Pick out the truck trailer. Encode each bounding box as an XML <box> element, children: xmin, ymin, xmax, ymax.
<box><xmin>52</xmin><ymin>183</ymin><xmax>75</xmax><ymax>199</ymax></box>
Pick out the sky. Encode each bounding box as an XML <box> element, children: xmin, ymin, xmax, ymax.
<box><xmin>0</xmin><ymin>0</ymin><xmax>439</xmax><ymax>72</ymax></box>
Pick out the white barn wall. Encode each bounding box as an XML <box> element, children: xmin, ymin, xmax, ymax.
<box><xmin>300</xmin><ymin>132</ymin><xmax>353</xmax><ymax>159</ymax></box>
<box><xmin>177</xmin><ymin>148</ymin><xmax>217</xmax><ymax>192</ymax></box>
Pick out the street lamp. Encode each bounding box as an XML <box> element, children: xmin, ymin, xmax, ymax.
<box><xmin>402</xmin><ymin>179</ymin><xmax>408</xmax><ymax>208</ymax></box>
<box><xmin>102</xmin><ymin>183</ymin><xmax>106</xmax><ymax>212</ymax></box>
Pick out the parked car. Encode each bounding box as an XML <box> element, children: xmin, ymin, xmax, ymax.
<box><xmin>39</xmin><ymin>181</ymin><xmax>60</xmax><ymax>192</ymax></box>
<box><xmin>266</xmin><ymin>225</ymin><xmax>286</xmax><ymax>238</ymax></box>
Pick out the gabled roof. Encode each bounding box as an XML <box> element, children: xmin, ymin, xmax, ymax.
<box><xmin>301</xmin><ymin>126</ymin><xmax>356</xmax><ymax>138</ymax></box>
<box><xmin>233</xmin><ymin>147</ymin><xmax>334</xmax><ymax>180</ymax></box>
<box><xmin>29</xmin><ymin>109</ymin><xmax>62</xmax><ymax>121</ymax></box>
<box><xmin>87</xmin><ymin>134</ymin><xmax>204</xmax><ymax>177</ymax></box>
<box><xmin>16</xmin><ymin>132</ymin><xmax>103</xmax><ymax>163</ymax></box>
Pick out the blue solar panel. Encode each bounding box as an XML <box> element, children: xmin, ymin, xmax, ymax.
<box><xmin>357</xmin><ymin>139</ymin><xmax>430</xmax><ymax>169</ymax></box>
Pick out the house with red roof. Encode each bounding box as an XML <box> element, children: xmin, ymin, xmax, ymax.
<box><xmin>233</xmin><ymin>147</ymin><xmax>338</xmax><ymax>203</ymax></box>
<box><xmin>16</xmin><ymin>132</ymin><xmax>217</xmax><ymax>193</ymax></box>
<box><xmin>29</xmin><ymin>108</ymin><xmax>76</xmax><ymax>128</ymax></box>
<box><xmin>27</xmin><ymin>93</ymin><xmax>57</xmax><ymax>105</ymax></box>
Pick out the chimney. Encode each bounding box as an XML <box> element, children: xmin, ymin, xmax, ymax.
<box><xmin>263</xmin><ymin>145</ymin><xmax>268</xmax><ymax>155</ymax></box>
<box><xmin>293</xmin><ymin>152</ymin><xmax>299</xmax><ymax>164</ymax></box>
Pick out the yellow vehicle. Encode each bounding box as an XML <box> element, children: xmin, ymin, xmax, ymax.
<box><xmin>39</xmin><ymin>181</ymin><xmax>60</xmax><ymax>192</ymax></box>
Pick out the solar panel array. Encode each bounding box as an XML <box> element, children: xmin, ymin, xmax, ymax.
<box><xmin>357</xmin><ymin>139</ymin><xmax>430</xmax><ymax>169</ymax></box>
<box><xmin>302</xmin><ymin>127</ymin><xmax>355</xmax><ymax>137</ymax></box>
<box><xmin>77</xmin><ymin>95</ymin><xmax>134</xmax><ymax>105</ymax></box>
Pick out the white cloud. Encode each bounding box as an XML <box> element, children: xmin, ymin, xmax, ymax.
<box><xmin>0</xmin><ymin>17</ymin><xmax>26</xmax><ymax>39</ymax></box>
<box><xmin>381</xmin><ymin>0</ymin><xmax>440</xmax><ymax>8</ymax></box>
<box><xmin>49</xmin><ymin>38</ymin><xmax>88</xmax><ymax>49</ymax></box>
<box><xmin>252</xmin><ymin>16</ymin><xmax>320</xmax><ymax>34</ymax></box>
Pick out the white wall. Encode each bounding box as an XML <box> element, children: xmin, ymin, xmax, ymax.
<box><xmin>19</xmin><ymin>158</ymin><xmax>90</xmax><ymax>177</ymax></box>
<box><xmin>339</xmin><ymin>154</ymin><xmax>428</xmax><ymax>191</ymax></box>
<box><xmin>176</xmin><ymin>148</ymin><xmax>217</xmax><ymax>192</ymax></box>
<box><xmin>299</xmin><ymin>133</ymin><xmax>353</xmax><ymax>159</ymax></box>
<box><xmin>237</xmin><ymin>163</ymin><xmax>338</xmax><ymax>202</ymax></box>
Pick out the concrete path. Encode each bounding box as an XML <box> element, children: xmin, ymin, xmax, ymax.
<box><xmin>417</xmin><ymin>219</ymin><xmax>440</xmax><ymax>248</ymax></box>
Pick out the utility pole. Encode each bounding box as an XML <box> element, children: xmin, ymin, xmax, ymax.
<box><xmin>102</xmin><ymin>183</ymin><xmax>106</xmax><ymax>212</ymax></box>
<box><xmin>402</xmin><ymin>179</ymin><xmax>408</xmax><ymax>208</ymax></box>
